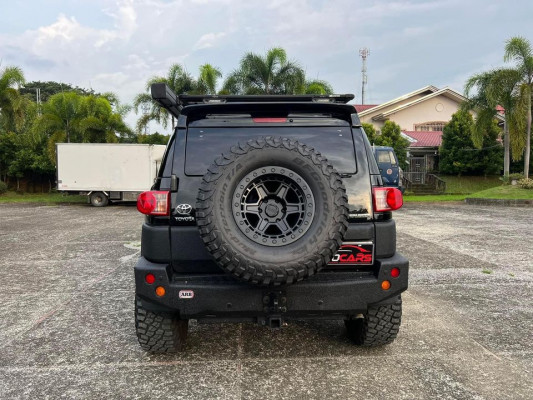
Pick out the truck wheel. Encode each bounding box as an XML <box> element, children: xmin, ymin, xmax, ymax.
<box><xmin>135</xmin><ymin>296</ymin><xmax>188</xmax><ymax>352</ymax></box>
<box><xmin>345</xmin><ymin>296</ymin><xmax>402</xmax><ymax>346</ymax></box>
<box><xmin>90</xmin><ymin>192</ymin><xmax>109</xmax><ymax>207</ymax></box>
<box><xmin>196</xmin><ymin>136</ymin><xmax>348</xmax><ymax>286</ymax></box>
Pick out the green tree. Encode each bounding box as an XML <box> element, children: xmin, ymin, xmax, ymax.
<box><xmin>362</xmin><ymin>122</ymin><xmax>377</xmax><ymax>144</ymax></box>
<box><xmin>374</xmin><ymin>121</ymin><xmax>410</xmax><ymax>167</ymax></box>
<box><xmin>39</xmin><ymin>91</ymin><xmax>83</xmax><ymax>145</ymax></box>
<box><xmin>464</xmin><ymin>68</ymin><xmax>523</xmax><ymax>177</ymax></box>
<box><xmin>0</xmin><ymin>65</ymin><xmax>26</xmax><ymax>131</ymax></box>
<box><xmin>196</xmin><ymin>64</ymin><xmax>222</xmax><ymax>95</ymax></box>
<box><xmin>222</xmin><ymin>48</ymin><xmax>306</xmax><ymax>94</ymax></box>
<box><xmin>78</xmin><ymin>95</ymin><xmax>132</xmax><ymax>143</ymax></box>
<box><xmin>137</xmin><ymin>132</ymin><xmax>170</xmax><ymax>145</ymax></box>
<box><xmin>504</xmin><ymin>36</ymin><xmax>533</xmax><ymax>178</ymax></box>
<box><xmin>0</xmin><ymin>131</ymin><xmax>18</xmax><ymax>182</ymax></box>
<box><xmin>303</xmin><ymin>79</ymin><xmax>333</xmax><ymax>95</ymax></box>
<box><xmin>439</xmin><ymin>110</ymin><xmax>502</xmax><ymax>176</ymax></box>
<box><xmin>134</xmin><ymin>64</ymin><xmax>196</xmax><ymax>132</ymax></box>
<box><xmin>20</xmin><ymin>81</ymin><xmax>97</xmax><ymax>103</ymax></box>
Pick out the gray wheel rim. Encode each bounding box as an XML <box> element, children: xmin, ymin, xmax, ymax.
<box><xmin>232</xmin><ymin>166</ymin><xmax>315</xmax><ymax>247</ymax></box>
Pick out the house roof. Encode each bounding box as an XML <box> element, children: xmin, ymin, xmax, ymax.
<box><xmin>371</xmin><ymin>87</ymin><xmax>467</xmax><ymax>121</ymax></box>
<box><xmin>403</xmin><ymin>131</ymin><xmax>443</xmax><ymax>148</ymax></box>
<box><xmin>358</xmin><ymin>85</ymin><xmax>439</xmax><ymax>117</ymax></box>
<box><xmin>359</xmin><ymin>85</ymin><xmax>505</xmax><ymax>122</ymax></box>
<box><xmin>353</xmin><ymin>104</ymin><xmax>378</xmax><ymax>113</ymax></box>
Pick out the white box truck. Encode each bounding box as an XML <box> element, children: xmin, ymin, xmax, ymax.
<box><xmin>56</xmin><ymin>143</ymin><xmax>166</xmax><ymax>206</ymax></box>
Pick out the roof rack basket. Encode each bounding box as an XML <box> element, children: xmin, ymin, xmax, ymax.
<box><xmin>151</xmin><ymin>83</ymin><xmax>354</xmax><ymax>118</ymax></box>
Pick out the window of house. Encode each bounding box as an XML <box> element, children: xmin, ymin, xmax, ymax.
<box><xmin>414</xmin><ymin>121</ymin><xmax>446</xmax><ymax>131</ymax></box>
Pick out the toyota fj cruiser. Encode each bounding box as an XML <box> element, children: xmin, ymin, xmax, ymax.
<box><xmin>134</xmin><ymin>83</ymin><xmax>408</xmax><ymax>352</ymax></box>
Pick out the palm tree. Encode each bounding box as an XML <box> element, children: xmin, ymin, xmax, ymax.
<box><xmin>304</xmin><ymin>79</ymin><xmax>334</xmax><ymax>95</ymax></box>
<box><xmin>134</xmin><ymin>64</ymin><xmax>196</xmax><ymax>132</ymax></box>
<box><xmin>464</xmin><ymin>68</ymin><xmax>523</xmax><ymax>177</ymax></box>
<box><xmin>222</xmin><ymin>48</ymin><xmax>306</xmax><ymax>94</ymax></box>
<box><xmin>78</xmin><ymin>95</ymin><xmax>131</xmax><ymax>143</ymax></box>
<box><xmin>196</xmin><ymin>64</ymin><xmax>222</xmax><ymax>95</ymax></box>
<box><xmin>0</xmin><ymin>65</ymin><xmax>26</xmax><ymax>131</ymax></box>
<box><xmin>505</xmin><ymin>36</ymin><xmax>533</xmax><ymax>178</ymax></box>
<box><xmin>39</xmin><ymin>91</ymin><xmax>83</xmax><ymax>144</ymax></box>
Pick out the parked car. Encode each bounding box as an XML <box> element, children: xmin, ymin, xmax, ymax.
<box><xmin>372</xmin><ymin>146</ymin><xmax>404</xmax><ymax>191</ymax></box>
<box><xmin>133</xmin><ymin>84</ymin><xmax>408</xmax><ymax>352</ymax></box>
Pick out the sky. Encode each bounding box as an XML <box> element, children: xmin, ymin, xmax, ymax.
<box><xmin>1</xmin><ymin>0</ymin><xmax>532</xmax><ymax>132</ymax></box>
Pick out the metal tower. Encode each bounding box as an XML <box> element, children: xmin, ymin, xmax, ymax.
<box><xmin>359</xmin><ymin>48</ymin><xmax>370</xmax><ymax>105</ymax></box>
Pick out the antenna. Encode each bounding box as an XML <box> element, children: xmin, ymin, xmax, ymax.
<box><xmin>359</xmin><ymin>48</ymin><xmax>370</xmax><ymax>105</ymax></box>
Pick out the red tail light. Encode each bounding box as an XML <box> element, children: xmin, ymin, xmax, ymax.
<box><xmin>373</xmin><ymin>187</ymin><xmax>403</xmax><ymax>212</ymax></box>
<box><xmin>137</xmin><ymin>191</ymin><xmax>170</xmax><ymax>216</ymax></box>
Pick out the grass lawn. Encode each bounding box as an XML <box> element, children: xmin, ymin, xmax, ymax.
<box><xmin>0</xmin><ymin>191</ymin><xmax>86</xmax><ymax>204</ymax></box>
<box><xmin>403</xmin><ymin>194</ymin><xmax>466</xmax><ymax>202</ymax></box>
<box><xmin>438</xmin><ymin>175</ymin><xmax>501</xmax><ymax>194</ymax></box>
<box><xmin>405</xmin><ymin>184</ymin><xmax>532</xmax><ymax>202</ymax></box>
<box><xmin>465</xmin><ymin>185</ymin><xmax>533</xmax><ymax>200</ymax></box>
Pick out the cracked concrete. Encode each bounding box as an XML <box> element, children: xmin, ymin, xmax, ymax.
<box><xmin>0</xmin><ymin>202</ymin><xmax>531</xmax><ymax>399</ymax></box>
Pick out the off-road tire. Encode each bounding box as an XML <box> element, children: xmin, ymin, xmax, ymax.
<box><xmin>345</xmin><ymin>296</ymin><xmax>402</xmax><ymax>346</ymax></box>
<box><xmin>90</xmin><ymin>191</ymin><xmax>108</xmax><ymax>207</ymax></box>
<box><xmin>196</xmin><ymin>136</ymin><xmax>348</xmax><ymax>286</ymax></box>
<box><xmin>135</xmin><ymin>296</ymin><xmax>188</xmax><ymax>352</ymax></box>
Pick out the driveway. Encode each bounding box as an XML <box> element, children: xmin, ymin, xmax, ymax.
<box><xmin>0</xmin><ymin>202</ymin><xmax>531</xmax><ymax>399</ymax></box>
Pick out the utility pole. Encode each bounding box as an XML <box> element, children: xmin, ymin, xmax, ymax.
<box><xmin>36</xmin><ymin>88</ymin><xmax>41</xmax><ymax>116</ymax></box>
<box><xmin>141</xmin><ymin>103</ymin><xmax>150</xmax><ymax>135</ymax></box>
<box><xmin>359</xmin><ymin>48</ymin><xmax>370</xmax><ymax>105</ymax></box>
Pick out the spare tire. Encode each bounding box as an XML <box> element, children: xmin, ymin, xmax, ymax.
<box><xmin>196</xmin><ymin>137</ymin><xmax>348</xmax><ymax>286</ymax></box>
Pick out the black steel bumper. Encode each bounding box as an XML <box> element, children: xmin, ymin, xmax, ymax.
<box><xmin>134</xmin><ymin>253</ymin><xmax>408</xmax><ymax>322</ymax></box>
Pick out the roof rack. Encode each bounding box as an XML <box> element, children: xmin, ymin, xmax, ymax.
<box><xmin>179</xmin><ymin>93</ymin><xmax>355</xmax><ymax>106</ymax></box>
<box><xmin>151</xmin><ymin>83</ymin><xmax>354</xmax><ymax>118</ymax></box>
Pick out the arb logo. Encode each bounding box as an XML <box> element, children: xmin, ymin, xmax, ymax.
<box><xmin>178</xmin><ymin>290</ymin><xmax>194</xmax><ymax>299</ymax></box>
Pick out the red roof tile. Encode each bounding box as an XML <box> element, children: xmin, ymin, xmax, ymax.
<box><xmin>403</xmin><ymin>131</ymin><xmax>443</xmax><ymax>148</ymax></box>
<box><xmin>354</xmin><ymin>104</ymin><xmax>378</xmax><ymax>113</ymax></box>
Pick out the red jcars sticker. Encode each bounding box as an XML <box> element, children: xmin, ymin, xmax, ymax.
<box><xmin>328</xmin><ymin>242</ymin><xmax>374</xmax><ymax>266</ymax></box>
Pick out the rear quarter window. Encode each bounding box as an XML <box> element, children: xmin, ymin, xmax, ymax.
<box><xmin>185</xmin><ymin>126</ymin><xmax>357</xmax><ymax>176</ymax></box>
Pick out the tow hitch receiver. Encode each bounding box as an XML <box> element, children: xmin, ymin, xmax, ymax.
<box><xmin>260</xmin><ymin>290</ymin><xmax>287</xmax><ymax>329</ymax></box>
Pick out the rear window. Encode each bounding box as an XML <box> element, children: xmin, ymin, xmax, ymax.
<box><xmin>185</xmin><ymin>126</ymin><xmax>357</xmax><ymax>176</ymax></box>
<box><xmin>376</xmin><ymin>150</ymin><xmax>391</xmax><ymax>164</ymax></box>
<box><xmin>376</xmin><ymin>150</ymin><xmax>397</xmax><ymax>166</ymax></box>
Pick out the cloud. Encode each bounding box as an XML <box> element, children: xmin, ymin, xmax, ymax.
<box><xmin>193</xmin><ymin>32</ymin><xmax>227</xmax><ymax>50</ymax></box>
<box><xmin>0</xmin><ymin>0</ymin><xmax>531</xmax><ymax>131</ymax></box>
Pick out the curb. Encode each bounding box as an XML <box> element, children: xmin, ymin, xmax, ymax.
<box><xmin>465</xmin><ymin>198</ymin><xmax>533</xmax><ymax>207</ymax></box>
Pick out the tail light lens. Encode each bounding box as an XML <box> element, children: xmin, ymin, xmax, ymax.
<box><xmin>373</xmin><ymin>187</ymin><xmax>403</xmax><ymax>212</ymax></box>
<box><xmin>137</xmin><ymin>191</ymin><xmax>170</xmax><ymax>216</ymax></box>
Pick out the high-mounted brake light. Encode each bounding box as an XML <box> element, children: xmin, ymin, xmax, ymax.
<box><xmin>252</xmin><ymin>117</ymin><xmax>287</xmax><ymax>123</ymax></box>
<box><xmin>372</xmin><ymin>187</ymin><xmax>403</xmax><ymax>212</ymax></box>
<box><xmin>137</xmin><ymin>191</ymin><xmax>170</xmax><ymax>216</ymax></box>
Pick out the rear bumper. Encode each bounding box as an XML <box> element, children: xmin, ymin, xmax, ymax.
<box><xmin>134</xmin><ymin>253</ymin><xmax>408</xmax><ymax>322</ymax></box>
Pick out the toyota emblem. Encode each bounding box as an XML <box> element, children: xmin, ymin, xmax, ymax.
<box><xmin>175</xmin><ymin>204</ymin><xmax>192</xmax><ymax>215</ymax></box>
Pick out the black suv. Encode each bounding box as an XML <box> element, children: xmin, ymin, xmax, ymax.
<box><xmin>134</xmin><ymin>84</ymin><xmax>408</xmax><ymax>352</ymax></box>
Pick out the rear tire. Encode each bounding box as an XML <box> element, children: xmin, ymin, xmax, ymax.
<box><xmin>135</xmin><ymin>296</ymin><xmax>188</xmax><ymax>352</ymax></box>
<box><xmin>90</xmin><ymin>192</ymin><xmax>108</xmax><ymax>207</ymax></box>
<box><xmin>345</xmin><ymin>296</ymin><xmax>402</xmax><ymax>346</ymax></box>
<box><xmin>196</xmin><ymin>136</ymin><xmax>348</xmax><ymax>286</ymax></box>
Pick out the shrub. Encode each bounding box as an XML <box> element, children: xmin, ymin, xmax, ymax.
<box><xmin>517</xmin><ymin>178</ymin><xmax>533</xmax><ymax>189</ymax></box>
<box><xmin>508</xmin><ymin>173</ymin><xmax>524</xmax><ymax>181</ymax></box>
<box><xmin>0</xmin><ymin>181</ymin><xmax>7</xmax><ymax>194</ymax></box>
